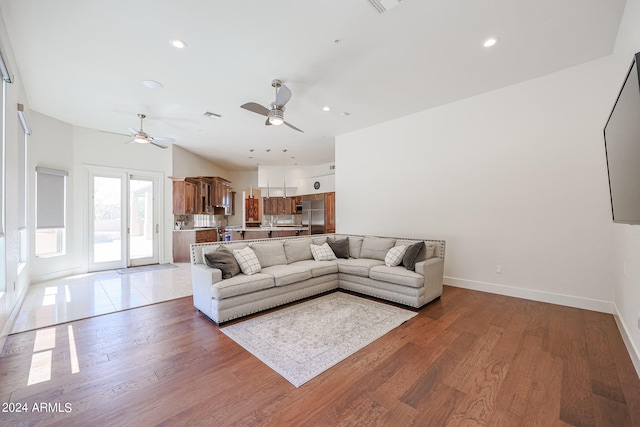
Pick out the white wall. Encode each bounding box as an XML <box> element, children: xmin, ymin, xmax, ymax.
<box><xmin>28</xmin><ymin>112</ymin><xmax>79</xmax><ymax>281</ymax></box>
<box><xmin>337</xmin><ymin>47</ymin><xmax>616</xmax><ymax>311</ymax></box>
<box><xmin>337</xmin><ymin>0</ymin><xmax>640</xmax><ymax>373</ymax></box>
<box><xmin>172</xmin><ymin>145</ymin><xmax>229</xmax><ymax>178</ymax></box>
<box><xmin>608</xmin><ymin>0</ymin><xmax>640</xmax><ymax>374</ymax></box>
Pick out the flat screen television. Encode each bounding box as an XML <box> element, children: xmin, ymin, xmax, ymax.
<box><xmin>604</xmin><ymin>51</ymin><xmax>640</xmax><ymax>224</ymax></box>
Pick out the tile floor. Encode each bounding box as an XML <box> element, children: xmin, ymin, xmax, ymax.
<box><xmin>11</xmin><ymin>263</ymin><xmax>192</xmax><ymax>334</ymax></box>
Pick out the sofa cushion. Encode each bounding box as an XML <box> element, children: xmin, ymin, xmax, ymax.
<box><xmin>211</xmin><ymin>273</ymin><xmax>274</xmax><ymax>299</ymax></box>
<box><xmin>250</xmin><ymin>241</ymin><xmax>287</xmax><ymax>268</ymax></box>
<box><xmin>327</xmin><ymin>237</ymin><xmax>349</xmax><ymax>259</ymax></box>
<box><xmin>284</xmin><ymin>238</ymin><xmax>314</xmax><ymax>263</ymax></box>
<box><xmin>336</xmin><ymin>258</ymin><xmax>385</xmax><ymax>277</ymax></box>
<box><xmin>291</xmin><ymin>260</ymin><xmax>339</xmax><ymax>277</ymax></box>
<box><xmin>312</xmin><ymin>236</ymin><xmax>327</xmax><ymax>246</ymax></box>
<box><xmin>311</xmin><ymin>243</ymin><xmax>337</xmax><ymax>261</ymax></box>
<box><xmin>369</xmin><ymin>265</ymin><xmax>424</xmax><ymax>288</ymax></box>
<box><xmin>360</xmin><ymin>237</ymin><xmax>396</xmax><ymax>261</ymax></box>
<box><xmin>398</xmin><ymin>240</ymin><xmax>436</xmax><ymax>259</ymax></box>
<box><xmin>402</xmin><ymin>242</ymin><xmax>426</xmax><ymax>270</ymax></box>
<box><xmin>385</xmin><ymin>245</ymin><xmax>408</xmax><ymax>267</ymax></box>
<box><xmin>204</xmin><ymin>247</ymin><xmax>241</xmax><ymax>279</ymax></box>
<box><xmin>348</xmin><ymin>236</ymin><xmax>364</xmax><ymax>259</ymax></box>
<box><xmin>261</xmin><ymin>264</ymin><xmax>313</xmax><ymax>287</ymax></box>
<box><xmin>233</xmin><ymin>247</ymin><xmax>262</xmax><ymax>275</ymax></box>
<box><xmin>203</xmin><ymin>243</ymin><xmax>247</xmax><ymax>259</ymax></box>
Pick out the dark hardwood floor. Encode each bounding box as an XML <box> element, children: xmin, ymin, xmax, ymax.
<box><xmin>1</xmin><ymin>286</ymin><xmax>639</xmax><ymax>426</ymax></box>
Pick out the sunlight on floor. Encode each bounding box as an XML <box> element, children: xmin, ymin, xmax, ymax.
<box><xmin>28</xmin><ymin>327</ymin><xmax>56</xmax><ymax>385</ymax></box>
<box><xmin>12</xmin><ymin>263</ymin><xmax>192</xmax><ymax>334</ymax></box>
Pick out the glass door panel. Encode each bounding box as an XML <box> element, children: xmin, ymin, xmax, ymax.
<box><xmin>129</xmin><ymin>176</ymin><xmax>158</xmax><ymax>266</ymax></box>
<box><xmin>91</xmin><ymin>174</ymin><xmax>125</xmax><ymax>270</ymax></box>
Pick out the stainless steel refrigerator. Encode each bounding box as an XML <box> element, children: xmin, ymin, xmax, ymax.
<box><xmin>301</xmin><ymin>199</ymin><xmax>325</xmax><ymax>234</ymax></box>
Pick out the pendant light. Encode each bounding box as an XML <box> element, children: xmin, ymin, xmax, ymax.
<box><xmin>282</xmin><ymin>149</ymin><xmax>287</xmax><ymax>199</ymax></box>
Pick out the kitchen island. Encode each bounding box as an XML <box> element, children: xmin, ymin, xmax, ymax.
<box><xmin>230</xmin><ymin>226</ymin><xmax>309</xmax><ymax>241</ymax></box>
<box><xmin>173</xmin><ymin>228</ymin><xmax>219</xmax><ymax>262</ymax></box>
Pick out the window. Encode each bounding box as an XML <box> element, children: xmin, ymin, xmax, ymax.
<box><xmin>18</xmin><ymin>104</ymin><xmax>29</xmax><ymax>263</ymax></box>
<box><xmin>35</xmin><ymin>167</ymin><xmax>67</xmax><ymax>257</ymax></box>
<box><xmin>0</xmin><ymin>50</ymin><xmax>11</xmax><ymax>292</ymax></box>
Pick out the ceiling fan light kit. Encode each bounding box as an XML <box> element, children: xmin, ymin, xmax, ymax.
<box><xmin>121</xmin><ymin>113</ymin><xmax>174</xmax><ymax>149</ymax></box>
<box><xmin>268</xmin><ymin>107</ymin><xmax>285</xmax><ymax>126</ymax></box>
<box><xmin>240</xmin><ymin>79</ymin><xmax>303</xmax><ymax>132</ymax></box>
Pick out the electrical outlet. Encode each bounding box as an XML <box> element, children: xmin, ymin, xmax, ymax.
<box><xmin>637</xmin><ymin>314</ymin><xmax>640</xmax><ymax>330</ymax></box>
<box><xmin>496</xmin><ymin>265</ymin><xmax>503</xmax><ymax>274</ymax></box>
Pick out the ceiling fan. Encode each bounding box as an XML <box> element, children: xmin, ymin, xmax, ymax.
<box><xmin>241</xmin><ymin>79</ymin><xmax>304</xmax><ymax>133</ymax></box>
<box><xmin>123</xmin><ymin>113</ymin><xmax>175</xmax><ymax>149</ymax></box>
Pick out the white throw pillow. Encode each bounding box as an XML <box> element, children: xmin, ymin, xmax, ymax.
<box><xmin>385</xmin><ymin>245</ymin><xmax>408</xmax><ymax>267</ymax></box>
<box><xmin>310</xmin><ymin>243</ymin><xmax>337</xmax><ymax>261</ymax></box>
<box><xmin>233</xmin><ymin>246</ymin><xmax>262</xmax><ymax>275</ymax></box>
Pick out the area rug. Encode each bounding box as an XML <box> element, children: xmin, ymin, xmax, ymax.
<box><xmin>221</xmin><ymin>292</ymin><xmax>417</xmax><ymax>387</ymax></box>
<box><xmin>116</xmin><ymin>263</ymin><xmax>178</xmax><ymax>274</ymax></box>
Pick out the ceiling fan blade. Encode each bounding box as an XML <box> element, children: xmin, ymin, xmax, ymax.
<box><xmin>128</xmin><ymin>127</ymin><xmax>139</xmax><ymax>135</ymax></box>
<box><xmin>241</xmin><ymin>102</ymin><xmax>270</xmax><ymax>116</ymax></box>
<box><xmin>151</xmin><ymin>137</ymin><xmax>175</xmax><ymax>143</ymax></box>
<box><xmin>150</xmin><ymin>141</ymin><xmax>168</xmax><ymax>149</ymax></box>
<box><xmin>100</xmin><ymin>130</ymin><xmax>130</xmax><ymax>137</ymax></box>
<box><xmin>275</xmin><ymin>84</ymin><xmax>292</xmax><ymax>107</ymax></box>
<box><xmin>284</xmin><ymin>120</ymin><xmax>304</xmax><ymax>133</ymax></box>
<box><xmin>265</xmin><ymin>118</ymin><xmax>272</xmax><ymax>126</ymax></box>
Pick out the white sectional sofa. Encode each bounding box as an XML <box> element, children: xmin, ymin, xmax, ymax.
<box><xmin>190</xmin><ymin>234</ymin><xmax>445</xmax><ymax>324</ymax></box>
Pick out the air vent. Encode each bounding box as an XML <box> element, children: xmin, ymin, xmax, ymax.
<box><xmin>368</xmin><ymin>0</ymin><xmax>403</xmax><ymax>14</ymax></box>
<box><xmin>203</xmin><ymin>111</ymin><xmax>222</xmax><ymax>119</ymax></box>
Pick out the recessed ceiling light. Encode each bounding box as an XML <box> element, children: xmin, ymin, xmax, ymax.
<box><xmin>483</xmin><ymin>37</ymin><xmax>498</xmax><ymax>48</ymax></box>
<box><xmin>142</xmin><ymin>80</ymin><xmax>163</xmax><ymax>89</ymax></box>
<box><xmin>170</xmin><ymin>39</ymin><xmax>187</xmax><ymax>49</ymax></box>
<box><xmin>322</xmin><ymin>106</ymin><xmax>331</xmax><ymax>112</ymax></box>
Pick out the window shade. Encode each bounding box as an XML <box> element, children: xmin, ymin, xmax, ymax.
<box><xmin>36</xmin><ymin>167</ymin><xmax>67</xmax><ymax>229</ymax></box>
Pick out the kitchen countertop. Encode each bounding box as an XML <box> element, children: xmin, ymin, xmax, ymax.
<box><xmin>232</xmin><ymin>226</ymin><xmax>308</xmax><ymax>231</ymax></box>
<box><xmin>173</xmin><ymin>227</ymin><xmax>218</xmax><ymax>232</ymax></box>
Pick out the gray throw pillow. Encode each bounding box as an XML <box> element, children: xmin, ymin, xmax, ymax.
<box><xmin>327</xmin><ymin>237</ymin><xmax>349</xmax><ymax>259</ymax></box>
<box><xmin>403</xmin><ymin>242</ymin><xmax>426</xmax><ymax>270</ymax></box>
<box><xmin>204</xmin><ymin>246</ymin><xmax>241</xmax><ymax>279</ymax></box>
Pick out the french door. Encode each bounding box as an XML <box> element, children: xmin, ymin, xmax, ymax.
<box><xmin>88</xmin><ymin>167</ymin><xmax>162</xmax><ymax>271</ymax></box>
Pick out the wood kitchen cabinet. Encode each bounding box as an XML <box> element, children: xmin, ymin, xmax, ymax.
<box><xmin>197</xmin><ymin>179</ymin><xmax>211</xmax><ymax>213</ymax></box>
<box><xmin>171</xmin><ymin>178</ymin><xmax>198</xmax><ymax>214</ymax></box>
<box><xmin>200</xmin><ymin>176</ymin><xmax>232</xmax><ymax>213</ymax></box>
<box><xmin>172</xmin><ymin>176</ymin><xmax>232</xmax><ymax>215</ymax></box>
<box><xmin>173</xmin><ymin>229</ymin><xmax>218</xmax><ymax>262</ymax></box>
<box><xmin>245</xmin><ymin>197</ymin><xmax>259</xmax><ymax>221</ymax></box>
<box><xmin>325</xmin><ymin>192</ymin><xmax>336</xmax><ymax>233</ymax></box>
<box><xmin>263</xmin><ymin>197</ymin><xmax>296</xmax><ymax>215</ymax></box>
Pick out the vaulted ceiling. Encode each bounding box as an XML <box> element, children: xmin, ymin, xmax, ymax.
<box><xmin>0</xmin><ymin>0</ymin><xmax>626</xmax><ymax>170</ymax></box>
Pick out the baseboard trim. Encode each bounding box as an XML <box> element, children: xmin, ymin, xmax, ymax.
<box><xmin>613</xmin><ymin>304</ymin><xmax>640</xmax><ymax>379</ymax></box>
<box><xmin>0</xmin><ymin>280</ymin><xmax>30</xmax><ymax>342</ymax></box>
<box><xmin>444</xmin><ymin>276</ymin><xmax>614</xmax><ymax>314</ymax></box>
<box><xmin>30</xmin><ymin>267</ymin><xmax>85</xmax><ymax>285</ymax></box>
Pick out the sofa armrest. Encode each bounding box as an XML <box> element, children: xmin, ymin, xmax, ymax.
<box><xmin>191</xmin><ymin>264</ymin><xmax>222</xmax><ymax>318</ymax></box>
<box><xmin>416</xmin><ymin>257</ymin><xmax>444</xmax><ymax>301</ymax></box>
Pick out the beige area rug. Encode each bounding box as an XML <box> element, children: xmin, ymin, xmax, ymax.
<box><xmin>221</xmin><ymin>292</ymin><xmax>417</xmax><ymax>387</ymax></box>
